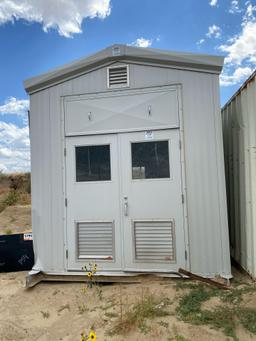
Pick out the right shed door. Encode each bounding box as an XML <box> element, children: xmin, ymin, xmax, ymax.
<box><xmin>119</xmin><ymin>129</ymin><xmax>186</xmax><ymax>272</ymax></box>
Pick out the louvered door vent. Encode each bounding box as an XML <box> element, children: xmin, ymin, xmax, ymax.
<box><xmin>77</xmin><ymin>221</ymin><xmax>114</xmax><ymax>260</ymax></box>
<box><xmin>134</xmin><ymin>220</ymin><xmax>176</xmax><ymax>262</ymax></box>
<box><xmin>107</xmin><ymin>65</ymin><xmax>129</xmax><ymax>88</ymax></box>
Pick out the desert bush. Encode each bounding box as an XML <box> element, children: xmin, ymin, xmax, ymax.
<box><xmin>108</xmin><ymin>289</ymin><xmax>171</xmax><ymax>336</ymax></box>
<box><xmin>26</xmin><ymin>178</ymin><xmax>31</xmax><ymax>194</ymax></box>
<box><xmin>5</xmin><ymin>229</ymin><xmax>13</xmax><ymax>235</ymax></box>
<box><xmin>9</xmin><ymin>173</ymin><xmax>30</xmax><ymax>193</ymax></box>
<box><xmin>3</xmin><ymin>190</ymin><xmax>19</xmax><ymax>206</ymax></box>
<box><xmin>18</xmin><ymin>192</ymin><xmax>31</xmax><ymax>205</ymax></box>
<box><xmin>9</xmin><ymin>175</ymin><xmax>22</xmax><ymax>190</ymax></box>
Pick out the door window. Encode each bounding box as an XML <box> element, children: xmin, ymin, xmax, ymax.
<box><xmin>131</xmin><ymin>141</ymin><xmax>170</xmax><ymax>179</ymax></box>
<box><xmin>75</xmin><ymin>145</ymin><xmax>111</xmax><ymax>182</ymax></box>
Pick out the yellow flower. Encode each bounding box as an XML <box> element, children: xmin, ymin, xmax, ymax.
<box><xmin>88</xmin><ymin>330</ymin><xmax>96</xmax><ymax>341</ymax></box>
<box><xmin>93</xmin><ymin>264</ymin><xmax>97</xmax><ymax>273</ymax></box>
<box><xmin>80</xmin><ymin>332</ymin><xmax>86</xmax><ymax>341</ymax></box>
<box><xmin>87</xmin><ymin>272</ymin><xmax>92</xmax><ymax>279</ymax></box>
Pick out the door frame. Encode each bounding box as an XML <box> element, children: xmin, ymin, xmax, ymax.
<box><xmin>61</xmin><ymin>84</ymin><xmax>190</xmax><ymax>273</ymax></box>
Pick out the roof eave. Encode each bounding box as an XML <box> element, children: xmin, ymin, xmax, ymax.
<box><xmin>24</xmin><ymin>46</ymin><xmax>224</xmax><ymax>95</ymax></box>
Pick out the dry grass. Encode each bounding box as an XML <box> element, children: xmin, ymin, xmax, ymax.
<box><xmin>18</xmin><ymin>192</ymin><xmax>31</xmax><ymax>205</ymax></box>
<box><xmin>0</xmin><ymin>173</ymin><xmax>31</xmax><ymax>233</ymax></box>
<box><xmin>108</xmin><ymin>288</ymin><xmax>172</xmax><ymax>336</ymax></box>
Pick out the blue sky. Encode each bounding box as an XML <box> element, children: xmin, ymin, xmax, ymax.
<box><xmin>0</xmin><ymin>0</ymin><xmax>255</xmax><ymax>172</ymax></box>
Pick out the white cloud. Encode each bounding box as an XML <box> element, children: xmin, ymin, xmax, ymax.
<box><xmin>220</xmin><ymin>66</ymin><xmax>253</xmax><ymax>86</ymax></box>
<box><xmin>0</xmin><ymin>97</ymin><xmax>30</xmax><ymax>172</ymax></box>
<box><xmin>0</xmin><ymin>0</ymin><xmax>111</xmax><ymax>38</ymax></box>
<box><xmin>196</xmin><ymin>24</ymin><xmax>221</xmax><ymax>48</ymax></box>
<box><xmin>197</xmin><ymin>38</ymin><xmax>205</xmax><ymax>45</ymax></box>
<box><xmin>0</xmin><ymin>97</ymin><xmax>29</xmax><ymax>126</ymax></box>
<box><xmin>0</xmin><ymin>121</ymin><xmax>30</xmax><ymax>173</ymax></box>
<box><xmin>0</xmin><ymin>97</ymin><xmax>29</xmax><ymax>116</ymax></box>
<box><xmin>219</xmin><ymin>3</ymin><xmax>256</xmax><ymax>87</ymax></box>
<box><xmin>130</xmin><ymin>37</ymin><xmax>153</xmax><ymax>48</ymax></box>
<box><xmin>219</xmin><ymin>2</ymin><xmax>256</xmax><ymax>67</ymax></box>
<box><xmin>219</xmin><ymin>20</ymin><xmax>256</xmax><ymax>64</ymax></box>
<box><xmin>229</xmin><ymin>0</ymin><xmax>242</xmax><ymax>14</ymax></box>
<box><xmin>209</xmin><ymin>0</ymin><xmax>218</xmax><ymax>6</ymax></box>
<box><xmin>243</xmin><ymin>2</ymin><xmax>256</xmax><ymax>22</ymax></box>
<box><xmin>206</xmin><ymin>24</ymin><xmax>222</xmax><ymax>38</ymax></box>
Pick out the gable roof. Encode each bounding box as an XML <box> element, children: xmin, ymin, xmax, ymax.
<box><xmin>24</xmin><ymin>44</ymin><xmax>224</xmax><ymax>94</ymax></box>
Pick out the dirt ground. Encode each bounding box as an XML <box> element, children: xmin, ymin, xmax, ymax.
<box><xmin>0</xmin><ymin>205</ymin><xmax>31</xmax><ymax>234</ymax></box>
<box><xmin>0</xmin><ymin>270</ymin><xmax>255</xmax><ymax>341</ymax></box>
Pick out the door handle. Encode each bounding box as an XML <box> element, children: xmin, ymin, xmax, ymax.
<box><xmin>124</xmin><ymin>196</ymin><xmax>129</xmax><ymax>216</ymax></box>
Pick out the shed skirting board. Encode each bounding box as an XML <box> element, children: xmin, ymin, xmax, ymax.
<box><xmin>28</xmin><ymin>270</ymin><xmax>232</xmax><ymax>279</ymax></box>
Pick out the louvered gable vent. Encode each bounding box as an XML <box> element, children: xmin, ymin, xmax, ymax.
<box><xmin>107</xmin><ymin>65</ymin><xmax>129</xmax><ymax>88</ymax></box>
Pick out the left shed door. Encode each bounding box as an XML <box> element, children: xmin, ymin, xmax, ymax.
<box><xmin>65</xmin><ymin>134</ymin><xmax>122</xmax><ymax>271</ymax></box>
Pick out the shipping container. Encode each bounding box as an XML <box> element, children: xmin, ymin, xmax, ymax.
<box><xmin>222</xmin><ymin>70</ymin><xmax>256</xmax><ymax>278</ymax></box>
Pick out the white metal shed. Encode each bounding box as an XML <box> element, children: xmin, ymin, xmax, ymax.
<box><xmin>222</xmin><ymin>70</ymin><xmax>256</xmax><ymax>278</ymax></box>
<box><xmin>24</xmin><ymin>44</ymin><xmax>231</xmax><ymax>280</ymax></box>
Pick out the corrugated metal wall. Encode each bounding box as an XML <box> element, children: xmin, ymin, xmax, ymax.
<box><xmin>222</xmin><ymin>73</ymin><xmax>256</xmax><ymax>277</ymax></box>
<box><xmin>30</xmin><ymin>62</ymin><xmax>231</xmax><ymax>277</ymax></box>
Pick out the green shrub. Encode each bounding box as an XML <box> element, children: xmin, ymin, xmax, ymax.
<box><xmin>3</xmin><ymin>190</ymin><xmax>19</xmax><ymax>206</ymax></box>
<box><xmin>5</xmin><ymin>229</ymin><xmax>13</xmax><ymax>235</ymax></box>
<box><xmin>176</xmin><ymin>282</ymin><xmax>256</xmax><ymax>339</ymax></box>
<box><xmin>177</xmin><ymin>285</ymin><xmax>212</xmax><ymax>318</ymax></box>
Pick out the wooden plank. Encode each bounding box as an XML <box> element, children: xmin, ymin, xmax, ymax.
<box><xmin>178</xmin><ymin>268</ymin><xmax>231</xmax><ymax>290</ymax></box>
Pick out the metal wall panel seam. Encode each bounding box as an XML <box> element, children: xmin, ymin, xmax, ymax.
<box><xmin>211</xmin><ymin>75</ymin><xmax>231</xmax><ymax>277</ymax></box>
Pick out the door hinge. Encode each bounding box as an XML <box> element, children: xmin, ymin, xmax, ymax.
<box><xmin>65</xmin><ymin>198</ymin><xmax>68</xmax><ymax>207</ymax></box>
<box><xmin>64</xmin><ymin>148</ymin><xmax>67</xmax><ymax>157</ymax></box>
<box><xmin>66</xmin><ymin>249</ymin><xmax>68</xmax><ymax>259</ymax></box>
<box><xmin>181</xmin><ymin>194</ymin><xmax>185</xmax><ymax>204</ymax></box>
<box><xmin>185</xmin><ymin>250</ymin><xmax>188</xmax><ymax>261</ymax></box>
<box><xmin>179</xmin><ymin>140</ymin><xmax>182</xmax><ymax>149</ymax></box>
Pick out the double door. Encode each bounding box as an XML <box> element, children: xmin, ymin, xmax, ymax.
<box><xmin>65</xmin><ymin>129</ymin><xmax>186</xmax><ymax>272</ymax></box>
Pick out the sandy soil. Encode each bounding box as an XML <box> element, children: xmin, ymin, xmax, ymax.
<box><xmin>0</xmin><ymin>271</ymin><xmax>255</xmax><ymax>341</ymax></box>
<box><xmin>0</xmin><ymin>205</ymin><xmax>31</xmax><ymax>234</ymax></box>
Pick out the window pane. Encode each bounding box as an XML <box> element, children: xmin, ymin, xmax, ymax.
<box><xmin>76</xmin><ymin>145</ymin><xmax>111</xmax><ymax>182</ymax></box>
<box><xmin>131</xmin><ymin>141</ymin><xmax>170</xmax><ymax>179</ymax></box>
